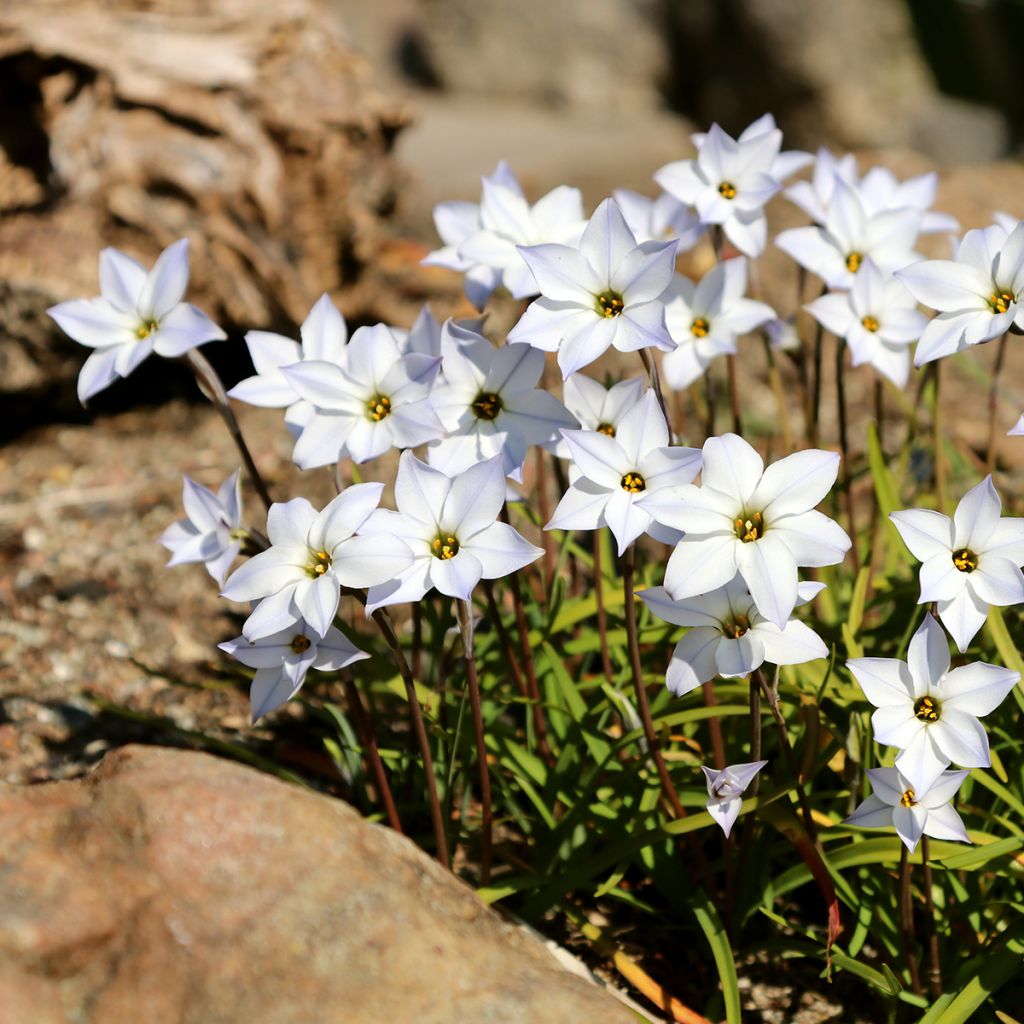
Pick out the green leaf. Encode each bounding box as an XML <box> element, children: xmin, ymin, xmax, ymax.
<box><xmin>690</xmin><ymin>886</ymin><xmax>742</xmax><ymax>1024</ymax></box>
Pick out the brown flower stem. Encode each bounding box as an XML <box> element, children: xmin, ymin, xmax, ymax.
<box><xmin>987</xmin><ymin>333</ymin><xmax>1009</xmax><ymax>474</ymax></box>
<box><xmin>835</xmin><ymin>339</ymin><xmax>861</xmax><ymax>573</ymax></box>
<box><xmin>341</xmin><ymin>669</ymin><xmax>402</xmax><ymax>834</ymax></box>
<box><xmin>703</xmin><ymin>681</ymin><xmax>726</xmax><ymax>769</ymax></box>
<box><xmin>639</xmin><ymin>349</ymin><xmax>671</xmax><ymax>427</ymax></box>
<box><xmin>456</xmin><ymin>599</ymin><xmax>493</xmax><ymax>884</ymax></box>
<box><xmin>725</xmin><ymin>355</ymin><xmax>743</xmax><ymax>436</ymax></box>
<box><xmin>920</xmin><ymin>836</ymin><xmax>943</xmax><ymax>998</ymax></box>
<box><xmin>592</xmin><ymin>532</ymin><xmax>615</xmax><ymax>685</ymax></box>
<box><xmin>749</xmin><ymin>676</ymin><xmax>762</xmax><ymax>786</ymax></box>
<box><xmin>534</xmin><ymin>447</ymin><xmax>555</xmax><ymax>588</ymax></box>
<box><xmin>183</xmin><ymin>349</ymin><xmax>273</xmax><ymax>512</ymax></box>
<box><xmin>809</xmin><ymin>307</ymin><xmax>826</xmax><ymax>448</ymax></box>
<box><xmin>899</xmin><ymin>845</ymin><xmax>924</xmax><ymax>995</ymax></box>
<box><xmin>506</xmin><ymin>563</ymin><xmax>550</xmax><ymax>758</ymax></box>
<box><xmin>621</xmin><ymin>545</ymin><xmax>685</xmax><ymax>819</ymax></box>
<box><xmin>934</xmin><ymin>361</ymin><xmax>948</xmax><ymax>512</ymax></box>
<box><xmin>705</xmin><ymin>369</ymin><xmax>718</xmax><ymax>438</ymax></box>
<box><xmin>763</xmin><ymin>335</ymin><xmax>793</xmax><ymax>454</ymax></box>
<box><xmin>482</xmin><ymin>581</ymin><xmax>531</xmax><ymax>713</ymax></box>
<box><xmin>411</xmin><ymin>601</ymin><xmax>423</xmax><ymax>680</ymax></box>
<box><xmin>370</xmin><ymin>607</ymin><xmax>449</xmax><ymax>868</ymax></box>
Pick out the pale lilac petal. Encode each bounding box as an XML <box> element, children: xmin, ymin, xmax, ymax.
<box><xmin>942</xmin><ymin>662</ymin><xmax>1019</xmax><ymax>717</ymax></box>
<box><xmin>770</xmin><ymin>510</ymin><xmax>851</xmax><ymax>567</ymax></box>
<box><xmin>937</xmin><ymin>588</ymin><xmax>990</xmax><ymax>654</ymax></box>
<box><xmin>702</xmin><ymin>433</ymin><xmax>763</xmax><ymax>506</ymax></box>
<box><xmin>845</xmin><ymin>794</ymin><xmax>895</xmax><ymax>830</ymax></box>
<box><xmin>848</xmin><ymin>657</ymin><xmax>915</xmax><ymax>707</ymax></box>
<box><xmin>664</xmin><ymin>534</ymin><xmax>738</xmax><ymax>599</ymax></box>
<box><xmin>735</xmin><ymin>532</ymin><xmax>797</xmax><ymax>627</ymax></box>
<box><xmin>751</xmin><ymin>449</ymin><xmax>840</xmax><ymax>518</ymax></box>
<box><xmin>443</xmin><ymin>457</ymin><xmax>506</xmax><ymax>536</ymax></box>
<box><xmin>929</xmin><ymin>710</ymin><xmax>990</xmax><ymax>768</ymax></box>
<box><xmin>922</xmin><ymin>803</ymin><xmax>970</xmax><ymax>844</ymax></box>
<box><xmin>50</xmin><ymin>298</ymin><xmax>139</xmax><ymax>350</ymax></box>
<box><xmin>331</xmin><ymin>532</ymin><xmax>413</xmax><ymax>588</ymax></box>
<box><xmin>889</xmin><ymin>509</ymin><xmax>954</xmax><ymax>562</ymax></box>
<box><xmin>580</xmin><ymin>197</ymin><xmax>637</xmax><ymax>283</ymax></box>
<box><xmin>603</xmin><ymin>489</ymin><xmax>651</xmax><ymax>555</ymax></box>
<box><xmin>953</xmin><ymin>476</ymin><xmax>1002</xmax><ymax>551</ymax></box>
<box><xmin>267</xmin><ymin>497</ymin><xmax>318</xmax><ymax>547</ymax></box>
<box><xmin>429</xmin><ymin>549</ymin><xmax>484</xmax><ymax>599</ymax></box>
<box><xmin>919</xmin><ymin>553</ymin><xmax>967</xmax><ymax>603</ymax></box>
<box><xmin>907</xmin><ymin>614</ymin><xmax>950</xmax><ymax>688</ymax></box>
<box><xmin>894</xmin><ymin>731</ymin><xmax>950</xmax><ymax>793</ymax></box>
<box><xmin>394</xmin><ymin>451</ymin><xmax>451</xmax><ymax>527</ymax></box>
<box><xmin>151</xmin><ymin>303</ymin><xmax>225</xmax><ymax>357</ymax></box>
<box><xmin>466</xmin><ymin>521</ymin><xmax>543</xmax><ymax>578</ymax></box>
<box><xmin>666</xmin><ymin>629</ymin><xmax>721</xmax><ymax>694</ymax></box>
<box><xmin>516</xmin><ymin>243</ymin><xmax>599</xmax><ymax>303</ymax></box>
<box><xmin>99</xmin><ymin>247</ymin><xmax>147</xmax><ymax>311</ymax></box>
<box><xmin>138</xmin><ymin>238</ymin><xmax>190</xmax><ymax>321</ymax></box>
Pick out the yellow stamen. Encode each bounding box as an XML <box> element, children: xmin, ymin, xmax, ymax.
<box><xmin>366</xmin><ymin>394</ymin><xmax>392</xmax><ymax>422</ymax></box>
<box><xmin>900</xmin><ymin>788</ymin><xmax>916</xmax><ymax>808</ymax></box>
<box><xmin>726</xmin><ymin>614</ymin><xmax>750</xmax><ymax>639</ymax></box>
<box><xmin>431</xmin><ymin>534</ymin><xmax>460</xmax><ymax>560</ymax></box>
<box><xmin>306</xmin><ymin>549</ymin><xmax>332</xmax><ymax>578</ymax></box>
<box><xmin>472</xmin><ymin>392</ymin><xmax>502</xmax><ymax>421</ymax></box>
<box><xmin>691</xmin><ymin>317</ymin><xmax>710</xmax><ymax>338</ymax></box>
<box><xmin>290</xmin><ymin>634</ymin><xmax>312</xmax><ymax>654</ymax></box>
<box><xmin>845</xmin><ymin>251</ymin><xmax>863</xmax><ymax>273</ymax></box>
<box><xmin>990</xmin><ymin>291</ymin><xmax>1015</xmax><ymax>314</ymax></box>
<box><xmin>620</xmin><ymin>471</ymin><xmax>646</xmax><ymax>493</ymax></box>
<box><xmin>718</xmin><ymin>181</ymin><xmax>737</xmax><ymax>200</ymax></box>
<box><xmin>913</xmin><ymin>696</ymin><xmax>940</xmax><ymax>722</ymax></box>
<box><xmin>734</xmin><ymin>511</ymin><xmax>763</xmax><ymax>543</ymax></box>
<box><xmin>952</xmin><ymin>548</ymin><xmax>978</xmax><ymax>573</ymax></box>
<box><xmin>596</xmin><ymin>290</ymin><xmax>625</xmax><ymax>318</ymax></box>
<box><xmin>861</xmin><ymin>315</ymin><xmax>879</xmax><ymax>333</ymax></box>
<box><xmin>136</xmin><ymin>319</ymin><xmax>158</xmax><ymax>339</ymax></box>
<box><xmin>596</xmin><ymin>422</ymin><xmax>616</xmax><ymax>437</ymax></box>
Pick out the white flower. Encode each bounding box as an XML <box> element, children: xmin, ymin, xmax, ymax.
<box><xmin>160</xmin><ymin>471</ymin><xmax>244</xmax><ymax>586</ymax></box>
<box><xmin>639</xmin><ymin>577</ymin><xmax>827</xmax><ymax>696</ymax></box>
<box><xmin>546</xmin><ymin>391</ymin><xmax>702</xmax><ymax>554</ymax></box>
<box><xmin>764</xmin><ymin>316</ymin><xmax>801</xmax><ymax>353</ymax></box>
<box><xmin>221</xmin><ymin>485</ymin><xmax>413</xmax><ymax>640</ymax></box>
<box><xmin>219</xmin><ymin>619</ymin><xmax>368</xmax><ymax>722</ymax></box>
<box><xmin>554</xmin><ymin>374</ymin><xmax>645</xmax><ymax>458</ymax></box>
<box><xmin>889</xmin><ymin>476</ymin><xmax>1024</xmax><ymax>652</ymax></box>
<box><xmin>428</xmin><ymin>321</ymin><xmax>577</xmax><ymax>481</ymax></box>
<box><xmin>361</xmin><ymin>453</ymin><xmax>543</xmax><ymax>611</ymax></box>
<box><xmin>612</xmin><ymin>187</ymin><xmax>704</xmax><ymax>251</ymax></box>
<box><xmin>662</xmin><ymin>258</ymin><xmax>775</xmax><ymax>390</ymax></box>
<box><xmin>897</xmin><ymin>222</ymin><xmax>1024</xmax><ymax>367</ymax></box>
<box><xmin>703</xmin><ymin>760</ymin><xmax>769</xmax><ymax>837</ymax></box>
<box><xmin>393</xmin><ymin>305</ymin><xmax>443</xmax><ymax>359</ymax></box>
<box><xmin>228</xmin><ymin>293</ymin><xmax>348</xmax><ymax>437</ymax></box>
<box><xmin>508</xmin><ymin>197</ymin><xmax>678</xmax><ymax>378</ymax></box>
<box><xmin>775</xmin><ymin>180</ymin><xmax>921</xmax><ymax>290</ymax></box>
<box><xmin>655</xmin><ymin>118</ymin><xmax>795</xmax><ymax>258</ymax></box>
<box><xmin>48</xmin><ymin>239</ymin><xmax>225</xmax><ymax>403</ymax></box>
<box><xmin>279</xmin><ymin>324</ymin><xmax>443</xmax><ymax>468</ymax></box>
<box><xmin>784</xmin><ymin>147</ymin><xmax>860</xmax><ymax>224</ymax></box>
<box><xmin>638</xmin><ymin>433</ymin><xmax>850</xmax><ymax>627</ymax></box>
<box><xmin>424</xmin><ymin>161</ymin><xmax>585</xmax><ymax>309</ymax></box>
<box><xmin>845</xmin><ymin>766</ymin><xmax>970</xmax><ymax>853</ymax></box>
<box><xmin>689</xmin><ymin>114</ymin><xmax>813</xmax><ymax>182</ymax></box>
<box><xmin>786</xmin><ymin>150</ymin><xmax>957</xmax><ymax>235</ymax></box>
<box><xmin>1009</xmin><ymin>415</ymin><xmax>1024</xmax><ymax>437</ymax></box>
<box><xmin>804</xmin><ymin>259</ymin><xmax>928</xmax><ymax>387</ymax></box>
<box><xmin>848</xmin><ymin>614</ymin><xmax>1019</xmax><ymax>793</ymax></box>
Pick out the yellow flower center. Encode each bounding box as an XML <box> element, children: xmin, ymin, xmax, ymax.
<box><xmin>989</xmin><ymin>291</ymin><xmax>1015</xmax><ymax>314</ymax></box>
<box><xmin>913</xmin><ymin>695</ymin><xmax>940</xmax><ymax>723</ymax></box>
<box><xmin>952</xmin><ymin>548</ymin><xmax>978</xmax><ymax>573</ymax></box>
<box><xmin>900</xmin><ymin>788</ymin><xmax>916</xmax><ymax>808</ymax></box>
<box><xmin>596</xmin><ymin>290</ymin><xmax>625</xmax><ymax>318</ymax></box>
<box><xmin>718</xmin><ymin>181</ymin><xmax>737</xmax><ymax>200</ymax></box>
<box><xmin>734</xmin><ymin>511</ymin><xmax>764</xmax><ymax>543</ymax></box>
<box><xmin>861</xmin><ymin>315</ymin><xmax>880</xmax><ymax>333</ymax></box>
<box><xmin>845</xmin><ymin>251</ymin><xmax>863</xmax><ymax>273</ymax></box>
<box><xmin>596</xmin><ymin>422</ymin><xmax>616</xmax><ymax>437</ymax></box>
<box><xmin>472</xmin><ymin>392</ymin><xmax>503</xmax><ymax>421</ymax></box>
<box><xmin>620</xmin><ymin>471</ymin><xmax>646</xmax><ymax>493</ymax></box>
<box><xmin>366</xmin><ymin>394</ymin><xmax>392</xmax><ymax>422</ymax></box>
<box><xmin>290</xmin><ymin>634</ymin><xmax>312</xmax><ymax>654</ymax></box>
<box><xmin>431</xmin><ymin>534</ymin><xmax>460</xmax><ymax>560</ymax></box>
<box><xmin>306</xmin><ymin>549</ymin><xmax>332</xmax><ymax>578</ymax></box>
<box><xmin>726</xmin><ymin>614</ymin><xmax>750</xmax><ymax>639</ymax></box>
<box><xmin>136</xmin><ymin>319</ymin><xmax>159</xmax><ymax>340</ymax></box>
<box><xmin>691</xmin><ymin>317</ymin><xmax>711</xmax><ymax>338</ymax></box>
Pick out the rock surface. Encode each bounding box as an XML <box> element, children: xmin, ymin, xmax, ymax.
<box><xmin>0</xmin><ymin>745</ymin><xmax>637</xmax><ymax>1023</ymax></box>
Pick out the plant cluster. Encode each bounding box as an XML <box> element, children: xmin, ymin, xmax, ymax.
<box><xmin>49</xmin><ymin>114</ymin><xmax>1024</xmax><ymax>1022</ymax></box>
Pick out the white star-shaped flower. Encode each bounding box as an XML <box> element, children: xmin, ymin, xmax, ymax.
<box><xmin>889</xmin><ymin>476</ymin><xmax>1024</xmax><ymax>652</ymax></box>
<box><xmin>428</xmin><ymin>321</ymin><xmax>577</xmax><ymax>481</ymax></box>
<box><xmin>361</xmin><ymin>453</ymin><xmax>543</xmax><ymax>612</ymax></box>
<box><xmin>639</xmin><ymin>577</ymin><xmax>827</xmax><ymax>696</ymax></box>
<box><xmin>897</xmin><ymin>221</ymin><xmax>1024</xmax><ymax>366</ymax></box>
<box><xmin>784</xmin><ymin>147</ymin><xmax>860</xmax><ymax>225</ymax></box>
<box><xmin>612</xmin><ymin>187</ymin><xmax>705</xmax><ymax>251</ymax></box>
<box><xmin>228</xmin><ymin>293</ymin><xmax>348</xmax><ymax>437</ymax></box>
<box><xmin>848</xmin><ymin>613</ymin><xmax>1018</xmax><ymax>793</ymax></box>
<box><xmin>546</xmin><ymin>391</ymin><xmax>702</xmax><ymax>554</ymax></box>
<box><xmin>48</xmin><ymin>239</ymin><xmax>225</xmax><ymax>403</ymax></box>
<box><xmin>776</xmin><ymin>180</ymin><xmax>922</xmax><ymax>290</ymax></box>
<box><xmin>655</xmin><ymin>117</ymin><xmax>799</xmax><ymax>258</ymax></box>
<box><xmin>553</xmin><ymin>374</ymin><xmax>645</xmax><ymax>459</ymax></box>
<box><xmin>804</xmin><ymin>259</ymin><xmax>928</xmax><ymax>387</ymax></box>
<box><xmin>703</xmin><ymin>760</ymin><xmax>769</xmax><ymax>837</ymax></box>
<box><xmin>160</xmin><ymin>470</ymin><xmax>244</xmax><ymax>586</ymax></box>
<box><xmin>279</xmin><ymin>324</ymin><xmax>443</xmax><ymax>468</ymax></box>
<box><xmin>662</xmin><ymin>258</ymin><xmax>775</xmax><ymax>390</ymax></box>
<box><xmin>845</xmin><ymin>766</ymin><xmax>970</xmax><ymax>853</ymax></box>
<box><xmin>221</xmin><ymin>484</ymin><xmax>413</xmax><ymax>640</ymax></box>
<box><xmin>508</xmin><ymin>197</ymin><xmax>678</xmax><ymax>378</ymax></box>
<box><xmin>638</xmin><ymin>433</ymin><xmax>850</xmax><ymax>627</ymax></box>
<box><xmin>219</xmin><ymin>618</ymin><xmax>368</xmax><ymax>722</ymax></box>
<box><xmin>689</xmin><ymin>114</ymin><xmax>813</xmax><ymax>182</ymax></box>
<box><xmin>424</xmin><ymin>161</ymin><xmax>586</xmax><ymax>309</ymax></box>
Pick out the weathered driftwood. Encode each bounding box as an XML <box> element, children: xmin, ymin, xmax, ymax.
<box><xmin>0</xmin><ymin>0</ymin><xmax>413</xmax><ymax>399</ymax></box>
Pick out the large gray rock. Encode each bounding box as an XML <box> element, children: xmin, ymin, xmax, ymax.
<box><xmin>0</xmin><ymin>745</ymin><xmax>638</xmax><ymax>1023</ymax></box>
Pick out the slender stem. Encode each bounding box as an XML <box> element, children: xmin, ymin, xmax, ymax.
<box><xmin>702</xmin><ymin>681</ymin><xmax>726</xmax><ymax>769</ymax></box>
<box><xmin>899</xmin><ymin>845</ymin><xmax>924</xmax><ymax>995</ymax></box>
<box><xmin>592</xmin><ymin>532</ymin><xmax>615</xmax><ymax>685</ymax></box>
<box><xmin>705</xmin><ymin>369</ymin><xmax>717</xmax><ymax>438</ymax></box>
<box><xmin>710</xmin><ymin>224</ymin><xmax>725</xmax><ymax>262</ymax></box>
<box><xmin>809</xmin><ymin>310</ymin><xmax>826</xmax><ymax>448</ymax></box>
<box><xmin>639</xmin><ymin>349</ymin><xmax>671</xmax><ymax>427</ymax></box>
<box><xmin>371</xmin><ymin>607</ymin><xmax>450</xmax><ymax>868</ymax></box>
<box><xmin>482</xmin><ymin>581</ymin><xmax>530</xmax><ymax>702</ymax></box>
<box><xmin>920</xmin><ymin>836</ymin><xmax>943</xmax><ymax>998</ymax></box>
<box><xmin>725</xmin><ymin>355</ymin><xmax>743</xmax><ymax>435</ymax></box>
<box><xmin>987</xmin><ymin>333</ymin><xmax>1009</xmax><ymax>474</ymax></box>
<box><xmin>507</xmin><ymin>565</ymin><xmax>551</xmax><ymax>758</ymax></box>
<box><xmin>183</xmin><ymin>349</ymin><xmax>273</xmax><ymax>512</ymax></box>
<box><xmin>933</xmin><ymin>361</ymin><xmax>948</xmax><ymax>512</ymax></box>
<box><xmin>411</xmin><ymin>601</ymin><xmax>423</xmax><ymax>681</ymax></box>
<box><xmin>621</xmin><ymin>545</ymin><xmax>685</xmax><ymax>819</ymax></box>
<box><xmin>342</xmin><ymin>670</ymin><xmax>402</xmax><ymax>833</ymax></box>
<box><xmin>457</xmin><ymin>599</ymin><xmax>493</xmax><ymax>884</ymax></box>
<box><xmin>835</xmin><ymin>338</ymin><xmax>861</xmax><ymax>573</ymax></box>
<box><xmin>534</xmin><ymin>447</ymin><xmax>555</xmax><ymax>588</ymax></box>
<box><xmin>763</xmin><ymin>334</ymin><xmax>793</xmax><ymax>453</ymax></box>
<box><xmin>749</xmin><ymin>676</ymin><xmax>762</xmax><ymax>791</ymax></box>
